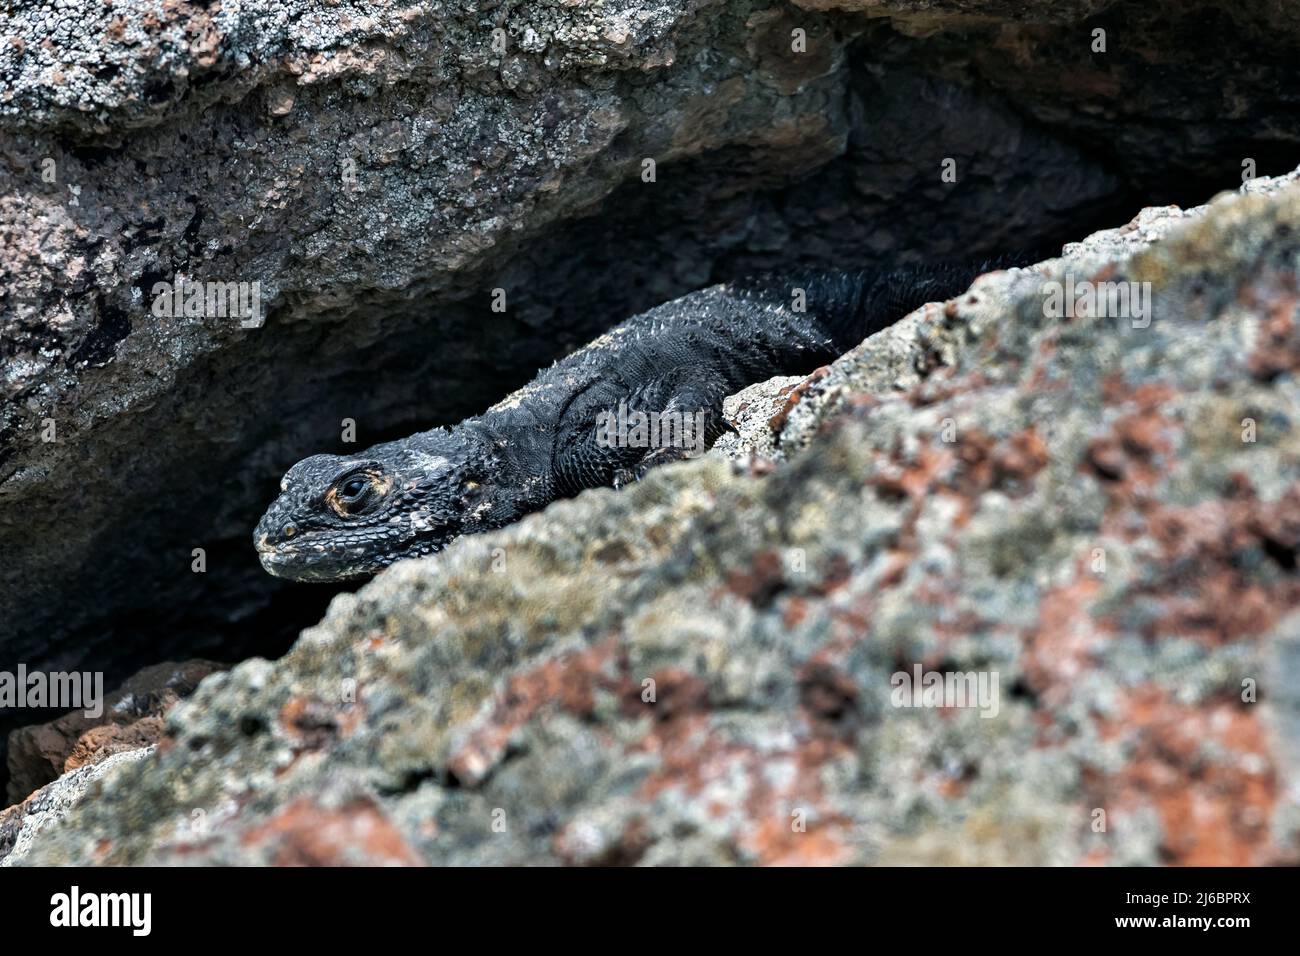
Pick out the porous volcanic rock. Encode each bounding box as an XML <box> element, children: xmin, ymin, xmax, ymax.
<box><xmin>14</xmin><ymin>167</ymin><xmax>1300</xmax><ymax>866</ymax></box>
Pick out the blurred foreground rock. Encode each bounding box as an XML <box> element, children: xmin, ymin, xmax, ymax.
<box><xmin>11</xmin><ymin>168</ymin><xmax>1300</xmax><ymax>866</ymax></box>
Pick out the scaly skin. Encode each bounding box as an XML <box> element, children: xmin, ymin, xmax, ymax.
<box><xmin>255</xmin><ymin>263</ymin><xmax>1018</xmax><ymax>581</ymax></box>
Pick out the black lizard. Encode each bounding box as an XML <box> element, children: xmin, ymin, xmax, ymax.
<box><xmin>255</xmin><ymin>261</ymin><xmax>1021</xmax><ymax>581</ymax></box>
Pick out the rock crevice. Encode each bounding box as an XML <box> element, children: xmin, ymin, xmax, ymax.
<box><xmin>7</xmin><ymin>167</ymin><xmax>1300</xmax><ymax>865</ymax></box>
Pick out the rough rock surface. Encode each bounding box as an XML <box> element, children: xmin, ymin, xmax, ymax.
<box><xmin>0</xmin><ymin>748</ymin><xmax>153</xmax><ymax>866</ymax></box>
<box><xmin>713</xmin><ymin>373</ymin><xmax>806</xmax><ymax>463</ymax></box>
<box><xmin>5</xmin><ymin>0</ymin><xmax>1298</xmax><ymax>729</ymax></box>
<box><xmin>16</xmin><ymin>167</ymin><xmax>1300</xmax><ymax>866</ymax></box>
<box><xmin>5</xmin><ymin>660</ymin><xmax>223</xmax><ymax>805</ymax></box>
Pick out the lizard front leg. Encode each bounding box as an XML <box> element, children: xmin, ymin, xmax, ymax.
<box><xmin>552</xmin><ymin>366</ymin><xmax>735</xmax><ymax>496</ymax></box>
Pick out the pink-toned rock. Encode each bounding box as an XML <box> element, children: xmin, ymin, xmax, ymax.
<box><xmin>5</xmin><ymin>660</ymin><xmax>223</xmax><ymax>805</ymax></box>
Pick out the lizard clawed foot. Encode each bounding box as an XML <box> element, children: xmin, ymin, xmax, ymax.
<box><xmin>612</xmin><ymin>445</ymin><xmax>694</xmax><ymax>489</ymax></box>
<box><xmin>639</xmin><ymin>444</ymin><xmax>690</xmax><ymax>472</ymax></box>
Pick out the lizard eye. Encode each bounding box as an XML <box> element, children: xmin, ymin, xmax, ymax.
<box><xmin>326</xmin><ymin>463</ymin><xmax>390</xmax><ymax>517</ymax></box>
<box><xmin>340</xmin><ymin>477</ymin><xmax>369</xmax><ymax>501</ymax></box>
<box><xmin>330</xmin><ymin>474</ymin><xmax>376</xmax><ymax>516</ymax></box>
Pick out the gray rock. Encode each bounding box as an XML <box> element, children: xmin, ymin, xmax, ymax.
<box><xmin>0</xmin><ymin>747</ymin><xmax>154</xmax><ymax>866</ymax></box>
<box><xmin>6</xmin><ymin>0</ymin><xmax>1296</xmax><ymax>710</ymax></box>
<box><xmin>16</xmin><ymin>166</ymin><xmax>1300</xmax><ymax>865</ymax></box>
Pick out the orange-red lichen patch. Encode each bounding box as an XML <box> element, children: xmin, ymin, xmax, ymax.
<box><xmin>868</xmin><ymin>441</ymin><xmax>954</xmax><ymax>504</ymax></box>
<box><xmin>240</xmin><ymin>797</ymin><xmax>423</xmax><ymax>866</ymax></box>
<box><xmin>946</xmin><ymin>426</ymin><xmax>1050</xmax><ymax>502</ymax></box>
<box><xmin>632</xmin><ymin>716</ymin><xmax>856</xmax><ymax>865</ymax></box>
<box><xmin>1238</xmin><ymin>264</ymin><xmax>1300</xmax><ymax>382</ymax></box>
<box><xmin>1122</xmin><ymin>484</ymin><xmax>1300</xmax><ymax>644</ymax></box>
<box><xmin>768</xmin><ymin>365</ymin><xmax>830</xmax><ymax>434</ymax></box>
<box><xmin>909</xmin><ymin>368</ymin><xmax>994</xmax><ymax>408</ymax></box>
<box><xmin>723</xmin><ymin>549</ymin><xmax>786</xmax><ymax>606</ymax></box>
<box><xmin>1084</xmin><ymin>382</ymin><xmax>1178</xmax><ymax>492</ymax></box>
<box><xmin>1247</xmin><ymin>302</ymin><xmax>1300</xmax><ymax>382</ymax></box>
<box><xmin>1093</xmin><ymin>686</ymin><xmax>1280</xmax><ymax>866</ymax></box>
<box><xmin>279</xmin><ymin>695</ymin><xmax>360</xmax><ymax>751</ymax></box>
<box><xmin>623</xmin><ymin>667</ymin><xmax>712</xmax><ymax>726</ymax></box>
<box><xmin>572</xmin><ymin>652</ymin><xmax>863</xmax><ymax>865</ymax></box>
<box><xmin>744</xmin><ymin>814</ymin><xmax>856</xmax><ymax>866</ymax></box>
<box><xmin>446</xmin><ymin>640</ymin><xmax>621</xmax><ymax>786</ymax></box>
<box><xmin>782</xmin><ymin>595</ymin><xmax>810</xmax><ymax>630</ymax></box>
<box><xmin>1021</xmin><ymin>575</ymin><xmax>1106</xmax><ymax>703</ymax></box>
<box><xmin>719</xmin><ymin>547</ymin><xmax>853</xmax><ymax>611</ymax></box>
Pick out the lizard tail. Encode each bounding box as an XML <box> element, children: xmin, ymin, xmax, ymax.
<box><xmin>802</xmin><ymin>250</ymin><xmax>1044</xmax><ymax>353</ymax></box>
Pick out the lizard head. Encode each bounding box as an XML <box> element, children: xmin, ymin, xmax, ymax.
<box><xmin>254</xmin><ymin>428</ymin><xmax>498</xmax><ymax>582</ymax></box>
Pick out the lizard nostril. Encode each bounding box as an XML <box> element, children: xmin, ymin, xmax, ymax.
<box><xmin>282</xmin><ymin>523</ymin><xmax>298</xmax><ymax>538</ymax></box>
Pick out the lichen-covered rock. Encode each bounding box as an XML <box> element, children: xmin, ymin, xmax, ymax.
<box><xmin>6</xmin><ymin>0</ymin><xmax>1297</xmax><ymax>724</ymax></box>
<box><xmin>16</xmin><ymin>166</ymin><xmax>1300</xmax><ymax>866</ymax></box>
<box><xmin>769</xmin><ymin>170</ymin><xmax>1300</xmax><ymax>462</ymax></box>
<box><xmin>0</xmin><ymin>748</ymin><xmax>153</xmax><ymax>867</ymax></box>
<box><xmin>712</xmin><ymin>374</ymin><xmax>806</xmax><ymax>463</ymax></box>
